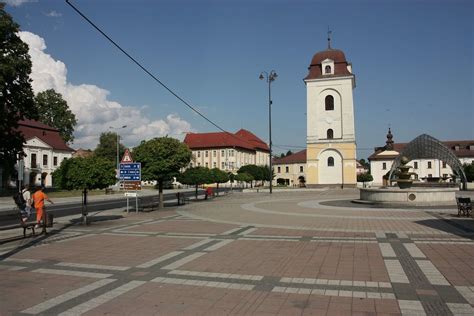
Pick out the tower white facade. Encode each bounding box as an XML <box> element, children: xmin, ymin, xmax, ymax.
<box><xmin>304</xmin><ymin>47</ymin><xmax>357</xmax><ymax>186</ymax></box>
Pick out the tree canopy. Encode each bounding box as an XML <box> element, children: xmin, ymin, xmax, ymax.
<box><xmin>35</xmin><ymin>89</ymin><xmax>77</xmax><ymax>143</ymax></box>
<box><xmin>178</xmin><ymin>167</ymin><xmax>213</xmax><ymax>198</ymax></box>
<box><xmin>463</xmin><ymin>163</ymin><xmax>474</xmax><ymax>182</ymax></box>
<box><xmin>210</xmin><ymin>168</ymin><xmax>229</xmax><ymax>196</ymax></box>
<box><xmin>0</xmin><ymin>4</ymin><xmax>37</xmax><ymax>172</ymax></box>
<box><xmin>134</xmin><ymin>137</ymin><xmax>191</xmax><ymax>208</ymax></box>
<box><xmin>357</xmin><ymin>172</ymin><xmax>374</xmax><ymax>183</ymax></box>
<box><xmin>52</xmin><ymin>156</ymin><xmax>116</xmax><ymax>190</ymax></box>
<box><xmin>234</xmin><ymin>172</ymin><xmax>254</xmax><ymax>184</ymax></box>
<box><xmin>94</xmin><ymin>132</ymin><xmax>126</xmax><ymax>164</ymax></box>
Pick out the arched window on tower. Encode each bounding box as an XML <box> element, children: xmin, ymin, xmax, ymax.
<box><xmin>327</xmin><ymin>157</ymin><xmax>334</xmax><ymax>167</ymax></box>
<box><xmin>325</xmin><ymin>65</ymin><xmax>331</xmax><ymax>74</ymax></box>
<box><xmin>325</xmin><ymin>95</ymin><xmax>334</xmax><ymax>111</ymax></box>
<box><xmin>327</xmin><ymin>129</ymin><xmax>334</xmax><ymax>139</ymax></box>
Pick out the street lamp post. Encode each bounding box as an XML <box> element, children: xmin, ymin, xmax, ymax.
<box><xmin>259</xmin><ymin>70</ymin><xmax>278</xmax><ymax>194</ymax></box>
<box><xmin>109</xmin><ymin>125</ymin><xmax>127</xmax><ymax>178</ymax></box>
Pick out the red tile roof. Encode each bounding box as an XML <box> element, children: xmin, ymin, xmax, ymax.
<box><xmin>184</xmin><ymin>129</ymin><xmax>269</xmax><ymax>152</ymax></box>
<box><xmin>18</xmin><ymin>119</ymin><xmax>74</xmax><ymax>152</ymax></box>
<box><xmin>368</xmin><ymin>140</ymin><xmax>474</xmax><ymax>160</ymax></box>
<box><xmin>304</xmin><ymin>48</ymin><xmax>353</xmax><ymax>80</ymax></box>
<box><xmin>273</xmin><ymin>150</ymin><xmax>307</xmax><ymax>164</ymax></box>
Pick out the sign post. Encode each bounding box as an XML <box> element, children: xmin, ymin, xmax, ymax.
<box><xmin>120</xmin><ymin>149</ymin><xmax>141</xmax><ymax>213</ymax></box>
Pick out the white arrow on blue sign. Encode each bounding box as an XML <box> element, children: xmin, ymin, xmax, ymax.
<box><xmin>119</xmin><ymin>163</ymin><xmax>141</xmax><ymax>181</ymax></box>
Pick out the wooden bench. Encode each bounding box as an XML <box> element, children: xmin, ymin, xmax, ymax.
<box><xmin>0</xmin><ymin>210</ymin><xmax>36</xmax><ymax>238</ymax></box>
<box><xmin>456</xmin><ymin>197</ymin><xmax>472</xmax><ymax>217</ymax></box>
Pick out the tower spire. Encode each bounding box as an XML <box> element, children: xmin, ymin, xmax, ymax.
<box><xmin>327</xmin><ymin>26</ymin><xmax>332</xmax><ymax>49</ymax></box>
<box><xmin>386</xmin><ymin>127</ymin><xmax>394</xmax><ymax>150</ymax></box>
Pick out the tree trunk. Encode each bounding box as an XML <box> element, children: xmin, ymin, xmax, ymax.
<box><xmin>195</xmin><ymin>184</ymin><xmax>198</xmax><ymax>199</ymax></box>
<box><xmin>216</xmin><ymin>183</ymin><xmax>219</xmax><ymax>196</ymax></box>
<box><xmin>158</xmin><ymin>180</ymin><xmax>164</xmax><ymax>209</ymax></box>
<box><xmin>82</xmin><ymin>188</ymin><xmax>88</xmax><ymax>225</ymax></box>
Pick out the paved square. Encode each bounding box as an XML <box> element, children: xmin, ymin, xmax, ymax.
<box><xmin>1</xmin><ymin>189</ymin><xmax>473</xmax><ymax>315</ymax></box>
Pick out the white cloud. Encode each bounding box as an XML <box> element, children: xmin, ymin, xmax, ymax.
<box><xmin>45</xmin><ymin>10</ymin><xmax>62</xmax><ymax>18</ymax></box>
<box><xmin>4</xmin><ymin>0</ymin><xmax>36</xmax><ymax>7</ymax></box>
<box><xmin>18</xmin><ymin>31</ymin><xmax>193</xmax><ymax>149</ymax></box>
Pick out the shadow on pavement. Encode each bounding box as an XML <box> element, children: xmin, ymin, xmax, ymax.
<box><xmin>415</xmin><ymin>213</ymin><xmax>474</xmax><ymax>240</ymax></box>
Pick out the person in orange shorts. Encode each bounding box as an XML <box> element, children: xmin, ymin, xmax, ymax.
<box><xmin>32</xmin><ymin>186</ymin><xmax>54</xmax><ymax>230</ymax></box>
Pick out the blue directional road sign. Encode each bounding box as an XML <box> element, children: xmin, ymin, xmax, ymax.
<box><xmin>119</xmin><ymin>163</ymin><xmax>141</xmax><ymax>181</ymax></box>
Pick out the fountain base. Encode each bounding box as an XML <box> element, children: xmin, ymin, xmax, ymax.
<box><xmin>357</xmin><ymin>187</ymin><xmax>458</xmax><ymax>207</ymax></box>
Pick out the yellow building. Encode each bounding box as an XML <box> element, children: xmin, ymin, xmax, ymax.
<box><xmin>304</xmin><ymin>42</ymin><xmax>357</xmax><ymax>186</ymax></box>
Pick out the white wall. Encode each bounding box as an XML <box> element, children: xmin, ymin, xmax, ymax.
<box><xmin>318</xmin><ymin>149</ymin><xmax>343</xmax><ymax>184</ymax></box>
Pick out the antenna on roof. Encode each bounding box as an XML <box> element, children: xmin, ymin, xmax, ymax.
<box><xmin>327</xmin><ymin>26</ymin><xmax>332</xmax><ymax>49</ymax></box>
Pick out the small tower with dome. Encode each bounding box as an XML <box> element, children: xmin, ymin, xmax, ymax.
<box><xmin>304</xmin><ymin>36</ymin><xmax>357</xmax><ymax>186</ymax></box>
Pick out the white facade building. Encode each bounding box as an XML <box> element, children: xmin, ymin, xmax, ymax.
<box><xmin>183</xmin><ymin>129</ymin><xmax>270</xmax><ymax>173</ymax></box>
<box><xmin>15</xmin><ymin>120</ymin><xmax>74</xmax><ymax>188</ymax></box>
<box><xmin>369</xmin><ymin>129</ymin><xmax>474</xmax><ymax>186</ymax></box>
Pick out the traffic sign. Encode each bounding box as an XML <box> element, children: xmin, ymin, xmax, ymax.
<box><xmin>124</xmin><ymin>182</ymin><xmax>141</xmax><ymax>191</ymax></box>
<box><xmin>119</xmin><ymin>163</ymin><xmax>141</xmax><ymax>181</ymax></box>
<box><xmin>121</xmin><ymin>149</ymin><xmax>133</xmax><ymax>163</ymax></box>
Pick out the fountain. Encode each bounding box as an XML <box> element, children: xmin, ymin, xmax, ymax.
<box><xmin>395</xmin><ymin>156</ymin><xmax>415</xmax><ymax>189</ymax></box>
<box><xmin>355</xmin><ymin>134</ymin><xmax>464</xmax><ymax>207</ymax></box>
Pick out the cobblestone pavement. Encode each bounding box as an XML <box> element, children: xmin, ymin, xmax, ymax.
<box><xmin>1</xmin><ymin>189</ymin><xmax>473</xmax><ymax>315</ymax></box>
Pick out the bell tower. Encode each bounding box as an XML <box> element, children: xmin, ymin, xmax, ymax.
<box><xmin>304</xmin><ymin>42</ymin><xmax>357</xmax><ymax>186</ymax></box>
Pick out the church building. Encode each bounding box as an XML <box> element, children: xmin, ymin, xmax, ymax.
<box><xmin>304</xmin><ymin>40</ymin><xmax>357</xmax><ymax>186</ymax></box>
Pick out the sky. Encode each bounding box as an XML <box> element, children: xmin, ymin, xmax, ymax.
<box><xmin>5</xmin><ymin>0</ymin><xmax>474</xmax><ymax>159</ymax></box>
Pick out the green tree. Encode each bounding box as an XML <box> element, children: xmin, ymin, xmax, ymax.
<box><xmin>234</xmin><ymin>172</ymin><xmax>254</xmax><ymax>187</ymax></box>
<box><xmin>94</xmin><ymin>132</ymin><xmax>126</xmax><ymax>164</ymax></box>
<box><xmin>134</xmin><ymin>137</ymin><xmax>191</xmax><ymax>208</ymax></box>
<box><xmin>209</xmin><ymin>168</ymin><xmax>229</xmax><ymax>196</ymax></box>
<box><xmin>463</xmin><ymin>163</ymin><xmax>474</xmax><ymax>182</ymax></box>
<box><xmin>52</xmin><ymin>156</ymin><xmax>116</xmax><ymax>223</ymax></box>
<box><xmin>237</xmin><ymin>164</ymin><xmax>262</xmax><ymax>187</ymax></box>
<box><xmin>0</xmin><ymin>4</ymin><xmax>37</xmax><ymax>186</ymax></box>
<box><xmin>286</xmin><ymin>150</ymin><xmax>293</xmax><ymax>157</ymax></box>
<box><xmin>178</xmin><ymin>167</ymin><xmax>213</xmax><ymax>199</ymax></box>
<box><xmin>35</xmin><ymin>89</ymin><xmax>77</xmax><ymax>143</ymax></box>
<box><xmin>359</xmin><ymin>159</ymin><xmax>370</xmax><ymax>170</ymax></box>
<box><xmin>52</xmin><ymin>156</ymin><xmax>116</xmax><ymax>190</ymax></box>
<box><xmin>357</xmin><ymin>172</ymin><xmax>374</xmax><ymax>183</ymax></box>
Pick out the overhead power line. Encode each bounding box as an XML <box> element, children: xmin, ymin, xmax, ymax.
<box><xmin>65</xmin><ymin>0</ymin><xmax>259</xmax><ymax>149</ymax></box>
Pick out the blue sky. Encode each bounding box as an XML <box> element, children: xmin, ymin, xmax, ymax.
<box><xmin>6</xmin><ymin>0</ymin><xmax>474</xmax><ymax>159</ymax></box>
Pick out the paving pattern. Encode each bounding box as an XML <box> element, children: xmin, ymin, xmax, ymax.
<box><xmin>0</xmin><ymin>189</ymin><xmax>473</xmax><ymax>315</ymax></box>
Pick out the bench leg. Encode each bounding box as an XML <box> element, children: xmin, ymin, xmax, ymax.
<box><xmin>23</xmin><ymin>227</ymin><xmax>26</xmax><ymax>238</ymax></box>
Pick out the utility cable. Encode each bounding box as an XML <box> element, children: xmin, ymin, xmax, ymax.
<box><xmin>65</xmin><ymin>0</ymin><xmax>258</xmax><ymax>148</ymax></box>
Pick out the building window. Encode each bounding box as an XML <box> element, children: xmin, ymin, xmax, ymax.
<box><xmin>221</xmin><ymin>162</ymin><xmax>225</xmax><ymax>169</ymax></box>
<box><xmin>414</xmin><ymin>162</ymin><xmax>418</xmax><ymax>169</ymax></box>
<box><xmin>229</xmin><ymin>150</ymin><xmax>234</xmax><ymax>157</ymax></box>
<box><xmin>443</xmin><ymin>173</ymin><xmax>448</xmax><ymax>178</ymax></box>
<box><xmin>205</xmin><ymin>151</ymin><xmax>208</xmax><ymax>158</ymax></box>
<box><xmin>285</xmin><ymin>166</ymin><xmax>289</xmax><ymax>173</ymax></box>
<box><xmin>31</xmin><ymin>153</ymin><xmax>37</xmax><ymax>168</ymax></box>
<box><xmin>300</xmin><ymin>166</ymin><xmax>304</xmax><ymax>173</ymax></box>
<box><xmin>327</xmin><ymin>129</ymin><xmax>334</xmax><ymax>139</ymax></box>
<box><xmin>213</xmin><ymin>150</ymin><xmax>216</xmax><ymax>157</ymax></box>
<box><xmin>197</xmin><ymin>162</ymin><xmax>201</xmax><ymax>166</ymax></box>
<box><xmin>325</xmin><ymin>65</ymin><xmax>331</xmax><ymax>74</ymax></box>
<box><xmin>213</xmin><ymin>162</ymin><xmax>216</xmax><ymax>168</ymax></box>
<box><xmin>221</xmin><ymin>150</ymin><xmax>225</xmax><ymax>157</ymax></box>
<box><xmin>197</xmin><ymin>151</ymin><xmax>201</xmax><ymax>158</ymax></box>
<box><xmin>428</xmin><ymin>174</ymin><xmax>432</xmax><ymax>178</ymax></box>
<box><xmin>205</xmin><ymin>162</ymin><xmax>208</xmax><ymax>167</ymax></box>
<box><xmin>42</xmin><ymin>154</ymin><xmax>48</xmax><ymax>167</ymax></box>
<box><xmin>53</xmin><ymin>156</ymin><xmax>58</xmax><ymax>166</ymax></box>
<box><xmin>325</xmin><ymin>95</ymin><xmax>334</xmax><ymax>111</ymax></box>
<box><xmin>328</xmin><ymin>157</ymin><xmax>334</xmax><ymax>167</ymax></box>
<box><xmin>277</xmin><ymin>166</ymin><xmax>281</xmax><ymax>173</ymax></box>
<box><xmin>427</xmin><ymin>161</ymin><xmax>432</xmax><ymax>169</ymax></box>
<box><xmin>382</xmin><ymin>162</ymin><xmax>386</xmax><ymax>170</ymax></box>
<box><xmin>442</xmin><ymin>161</ymin><xmax>447</xmax><ymax>168</ymax></box>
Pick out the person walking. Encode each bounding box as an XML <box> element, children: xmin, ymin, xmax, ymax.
<box><xmin>21</xmin><ymin>184</ymin><xmax>32</xmax><ymax>222</ymax></box>
<box><xmin>32</xmin><ymin>186</ymin><xmax>53</xmax><ymax>233</ymax></box>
